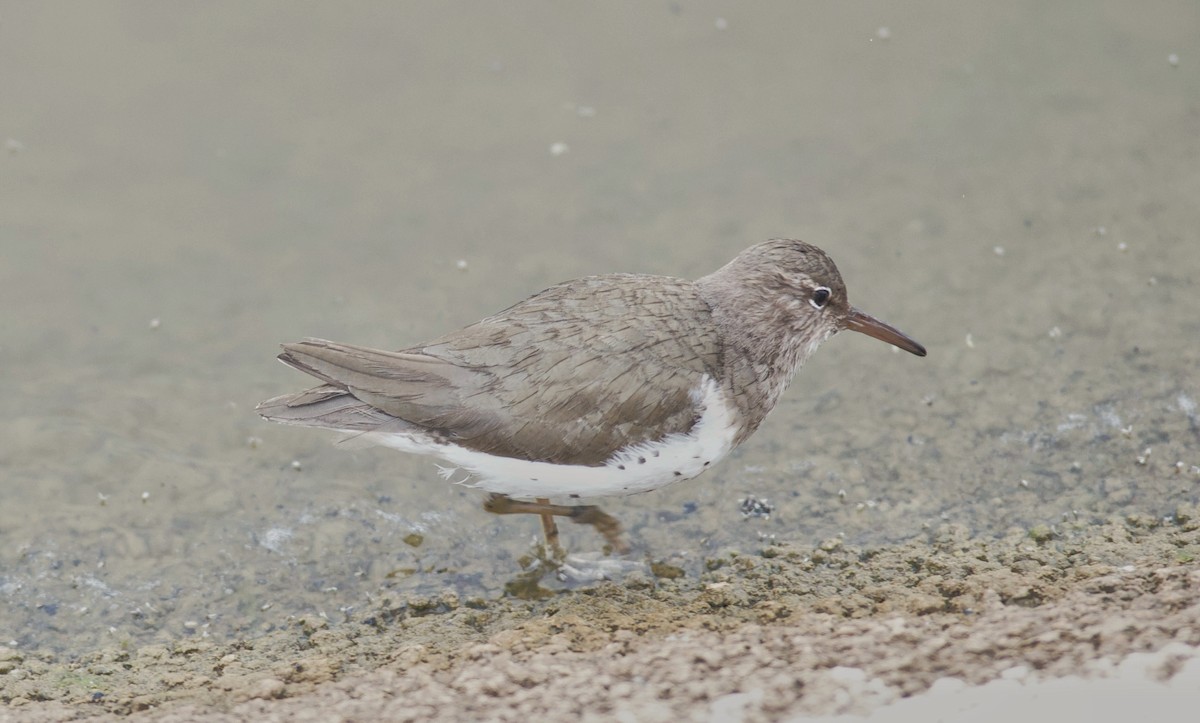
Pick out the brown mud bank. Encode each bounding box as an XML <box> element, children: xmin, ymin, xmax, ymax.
<box><xmin>4</xmin><ymin>512</ymin><xmax>1198</xmax><ymax>721</ymax></box>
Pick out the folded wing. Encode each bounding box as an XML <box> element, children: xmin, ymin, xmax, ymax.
<box><xmin>257</xmin><ymin>275</ymin><xmax>723</xmax><ymax>466</ymax></box>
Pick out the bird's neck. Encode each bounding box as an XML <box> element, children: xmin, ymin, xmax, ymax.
<box><xmin>696</xmin><ymin>275</ymin><xmax>820</xmax><ymax>445</ymax></box>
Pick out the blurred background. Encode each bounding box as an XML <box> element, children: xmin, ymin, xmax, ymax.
<box><xmin>2</xmin><ymin>1</ymin><xmax>1197</xmax><ymax>656</ymax></box>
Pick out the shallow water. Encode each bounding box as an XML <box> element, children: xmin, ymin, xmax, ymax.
<box><xmin>1</xmin><ymin>1</ymin><xmax>1197</xmax><ymax>656</ymax></box>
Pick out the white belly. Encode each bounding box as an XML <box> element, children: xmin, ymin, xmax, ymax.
<box><xmin>360</xmin><ymin>376</ymin><xmax>739</xmax><ymax>499</ymax></box>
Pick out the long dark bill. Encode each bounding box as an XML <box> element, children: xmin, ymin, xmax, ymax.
<box><xmin>845</xmin><ymin>308</ymin><xmax>927</xmax><ymax>357</ymax></box>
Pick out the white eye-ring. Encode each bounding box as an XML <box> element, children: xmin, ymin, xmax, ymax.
<box><xmin>809</xmin><ymin>286</ymin><xmax>832</xmax><ymax>309</ymax></box>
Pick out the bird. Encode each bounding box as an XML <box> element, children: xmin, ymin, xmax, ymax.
<box><xmin>257</xmin><ymin>239</ymin><xmax>926</xmax><ymax>554</ymax></box>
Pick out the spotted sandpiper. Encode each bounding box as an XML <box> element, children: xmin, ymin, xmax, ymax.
<box><xmin>257</xmin><ymin>239</ymin><xmax>925</xmax><ymax>553</ymax></box>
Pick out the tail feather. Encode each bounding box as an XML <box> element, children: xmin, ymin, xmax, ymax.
<box><xmin>276</xmin><ymin>341</ymin><xmax>347</xmax><ymax>389</ymax></box>
<box><xmin>256</xmin><ymin>389</ymin><xmax>401</xmax><ymax>432</ymax></box>
<box><xmin>259</xmin><ymin>337</ymin><xmax>450</xmax><ymax>440</ymax></box>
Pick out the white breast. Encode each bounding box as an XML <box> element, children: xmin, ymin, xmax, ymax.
<box><xmin>362</xmin><ymin>375</ymin><xmax>739</xmax><ymax>499</ymax></box>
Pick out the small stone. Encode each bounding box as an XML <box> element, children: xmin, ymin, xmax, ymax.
<box><xmin>819</xmin><ymin>537</ymin><xmax>843</xmax><ymax>552</ymax></box>
<box><xmin>738</xmin><ymin>494</ymin><xmax>775</xmax><ymax>519</ymax></box>
<box><xmin>1029</xmin><ymin>524</ymin><xmax>1055</xmax><ymax>543</ymax></box>
<box><xmin>649</xmin><ymin>560</ymin><xmax>685</xmax><ymax>579</ymax></box>
<box><xmin>247</xmin><ymin>677</ymin><xmax>286</xmax><ymax>700</ymax></box>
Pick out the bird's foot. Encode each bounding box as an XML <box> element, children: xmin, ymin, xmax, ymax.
<box><xmin>483</xmin><ymin>493</ymin><xmax>632</xmax><ymax>555</ymax></box>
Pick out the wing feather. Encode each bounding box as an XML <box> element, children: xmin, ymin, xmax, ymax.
<box><xmin>259</xmin><ymin>274</ymin><xmax>724</xmax><ymax>465</ymax></box>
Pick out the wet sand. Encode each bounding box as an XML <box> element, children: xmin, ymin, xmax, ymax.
<box><xmin>4</xmin><ymin>517</ymin><xmax>1199</xmax><ymax>719</ymax></box>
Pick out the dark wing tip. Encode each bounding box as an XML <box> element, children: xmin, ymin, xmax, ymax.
<box><xmin>274</xmin><ymin>342</ymin><xmax>344</xmax><ymax>388</ymax></box>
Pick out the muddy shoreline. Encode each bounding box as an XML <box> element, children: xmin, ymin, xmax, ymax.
<box><xmin>4</xmin><ymin>514</ymin><xmax>1197</xmax><ymax>720</ymax></box>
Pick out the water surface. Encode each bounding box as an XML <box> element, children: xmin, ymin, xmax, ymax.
<box><xmin>1</xmin><ymin>1</ymin><xmax>1197</xmax><ymax>656</ymax></box>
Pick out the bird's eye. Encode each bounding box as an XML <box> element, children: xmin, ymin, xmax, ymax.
<box><xmin>809</xmin><ymin>287</ymin><xmax>831</xmax><ymax>309</ymax></box>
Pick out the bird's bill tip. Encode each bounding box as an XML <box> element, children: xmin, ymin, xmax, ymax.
<box><xmin>845</xmin><ymin>308</ymin><xmax>927</xmax><ymax>357</ymax></box>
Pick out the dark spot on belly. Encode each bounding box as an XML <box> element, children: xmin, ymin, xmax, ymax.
<box><xmin>617</xmin><ymin>464</ymin><xmax>626</xmax><ymax>470</ymax></box>
<box><xmin>570</xmin><ymin>494</ymin><xmax>580</xmax><ymax>499</ymax></box>
<box><xmin>703</xmin><ymin>461</ymin><xmax>710</xmax><ymax>466</ymax></box>
<box><xmin>638</xmin><ymin>456</ymin><xmax>646</xmax><ymax>464</ymax></box>
<box><xmin>674</xmin><ymin>471</ymin><xmax>682</xmax><ymax>477</ymax></box>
